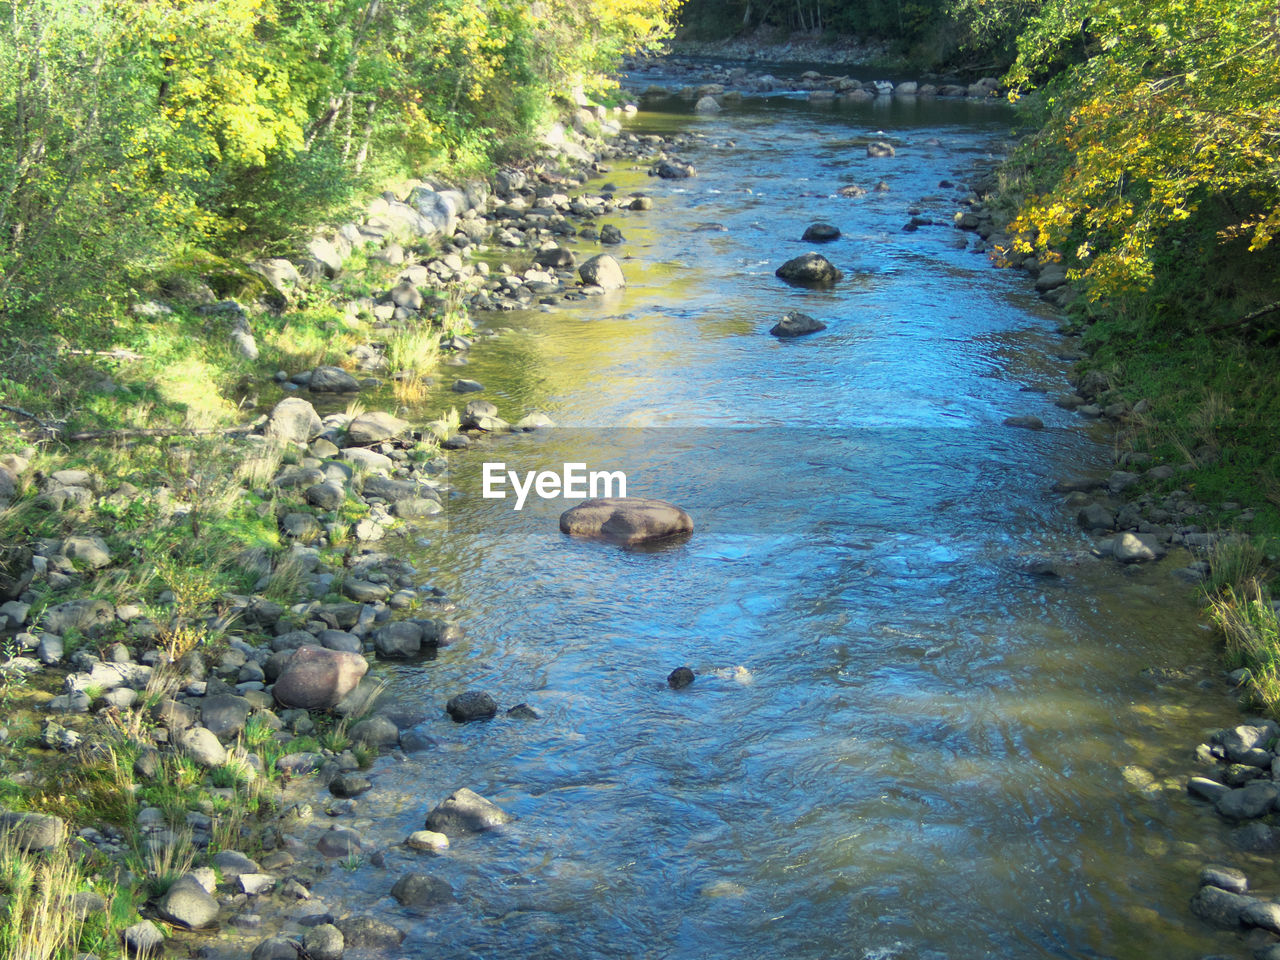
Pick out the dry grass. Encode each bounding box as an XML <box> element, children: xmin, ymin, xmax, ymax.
<box><xmin>0</xmin><ymin>835</ymin><xmax>88</xmax><ymax>960</ymax></box>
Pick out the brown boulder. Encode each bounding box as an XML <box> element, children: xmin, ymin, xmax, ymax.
<box><xmin>273</xmin><ymin>645</ymin><xmax>368</xmax><ymax>710</ymax></box>
<box><xmin>559</xmin><ymin>497</ymin><xmax>693</xmax><ymax>545</ymax></box>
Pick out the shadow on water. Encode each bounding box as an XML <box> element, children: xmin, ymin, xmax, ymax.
<box><xmin>301</xmin><ymin>94</ymin><xmax>1258</xmax><ymax>960</ymax></box>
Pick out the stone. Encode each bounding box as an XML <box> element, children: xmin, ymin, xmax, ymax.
<box><xmin>600</xmin><ymin>224</ymin><xmax>624</xmax><ymax>245</ymax></box>
<box><xmin>179</xmin><ymin>727</ymin><xmax>227</xmax><ymax>767</ymax></box>
<box><xmin>507</xmin><ymin>703</ymin><xmax>539</xmax><ymax>720</ymax></box>
<box><xmin>1036</xmin><ymin>263</ymin><xmax>1069</xmax><ymax>292</ymax></box>
<box><xmin>445</xmin><ymin>690</ymin><xmax>497</xmax><ymax>722</ymax></box>
<box><xmin>1189</xmin><ymin>884</ymin><xmax>1250</xmax><ymax>928</ymax></box>
<box><xmin>61</xmin><ymin>535</ymin><xmax>112</xmax><ymax>569</ymax></box>
<box><xmin>306</xmin><ymin>482</ymin><xmax>345</xmax><ymax>511</ymax></box>
<box><xmin>866</xmin><ymin>140</ymin><xmax>896</xmax><ymax>157</ymax></box>
<box><xmin>770</xmin><ymin>311</ymin><xmax>826</xmax><ymax>338</ymax></box>
<box><xmin>801</xmin><ymin>223</ymin><xmax>841</xmax><ymax>243</ymax></box>
<box><xmin>560</xmin><ymin>497</ymin><xmax>693</xmax><ymax>545</ymax></box>
<box><xmin>40</xmin><ymin>598</ymin><xmax>115</xmax><ymax>637</ymax></box>
<box><xmin>451</xmin><ymin>379</ymin><xmax>484</xmax><ymax>394</ymax></box>
<box><xmin>655</xmin><ymin>159</ymin><xmax>696</xmax><ymax>179</ymax></box>
<box><xmin>775</xmin><ymin>252</ymin><xmax>842</xmax><ymax>286</ymax></box>
<box><xmin>350</xmin><ymin>715</ymin><xmax>399</xmax><ymax>748</ymax></box>
<box><xmin>1076</xmin><ymin>503</ymin><xmax>1115</xmax><ymax>531</ymax></box>
<box><xmin>1002</xmin><ymin>415</ymin><xmax>1044</xmax><ymax>430</ymax></box>
<box><xmin>390</xmin><ymin>873</ymin><xmax>455</xmax><ymax>908</ymax></box>
<box><xmin>336</xmin><ymin>916</ymin><xmax>405</xmax><ymax>951</ymax></box>
<box><xmin>1242</xmin><ymin>900</ymin><xmax>1280</xmax><ymax>933</ymax></box>
<box><xmin>302</xmin><ymin>924</ymin><xmax>344</xmax><ymax>960</ymax></box>
<box><xmin>251</xmin><ymin>938</ymin><xmax>298</xmax><ymax>960</ymax></box>
<box><xmin>347</xmin><ymin>411</ymin><xmax>410</xmax><ymax>446</ymax></box>
<box><xmin>212</xmin><ymin>849</ymin><xmax>260</xmax><ymax>879</ymax></box>
<box><xmin>425</xmin><ymin>788</ymin><xmax>514</xmax><ymax>836</ymax></box>
<box><xmin>1113</xmin><ymin>532</ymin><xmax>1166</xmax><ymax>563</ymax></box>
<box><xmin>157</xmin><ymin>874</ymin><xmax>220</xmax><ymax>929</ymax></box>
<box><xmin>200</xmin><ymin>695</ymin><xmax>251</xmax><ymax>739</ymax></box>
<box><xmin>309</xmin><ymin>366</ymin><xmax>361</xmax><ymax>393</ymax></box>
<box><xmin>1188</xmin><ymin>777</ymin><xmax>1231</xmax><ymax>803</ymax></box>
<box><xmin>273</xmin><ymin>646</ymin><xmax>368</xmax><ymax>710</ymax></box>
<box><xmin>374</xmin><ymin>621</ymin><xmax>424</xmax><ymax>660</ymax></box>
<box><xmin>121</xmin><ymin>920</ymin><xmax>165</xmax><ymax>957</ymax></box>
<box><xmin>667</xmin><ymin>667</ymin><xmax>695</xmax><ymax>690</ymax></box>
<box><xmin>1214</xmin><ymin>782</ymin><xmax>1279</xmax><ymax>821</ymax></box>
<box><xmin>71</xmin><ymin>890</ymin><xmax>108</xmax><ymax>919</ymax></box>
<box><xmin>342</xmin><ymin>579</ymin><xmax>390</xmax><ymax>603</ymax></box>
<box><xmin>0</xmin><ymin>811</ymin><xmax>66</xmax><ymax>851</ymax></box>
<box><xmin>240</xmin><ymin>873</ymin><xmax>274</xmax><ymax>896</ymax></box>
<box><xmin>579</xmin><ymin>254</ymin><xmax>625</xmax><ymax>291</ymax></box>
<box><xmin>329</xmin><ymin>774</ymin><xmax>372</xmax><ymax>798</ymax></box>
<box><xmin>405</xmin><ymin>830</ymin><xmax>450</xmax><ymax>853</ymax></box>
<box><xmin>514</xmin><ymin>412</ymin><xmax>555</xmax><ymax>431</ymax></box>
<box><xmin>316</xmin><ymin>825</ymin><xmax>363</xmax><ymax>858</ymax></box>
<box><xmin>534</xmin><ymin>247</ymin><xmax>575</xmax><ymax>269</ymax></box>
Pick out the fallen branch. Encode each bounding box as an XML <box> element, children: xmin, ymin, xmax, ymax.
<box><xmin>1206</xmin><ymin>300</ymin><xmax>1280</xmax><ymax>334</ymax></box>
<box><xmin>0</xmin><ymin>402</ymin><xmax>61</xmax><ymax>432</ymax></box>
<box><xmin>64</xmin><ymin>417</ymin><xmax>266</xmax><ymax>443</ymax></box>
<box><xmin>63</xmin><ymin>347</ymin><xmax>146</xmax><ymax>362</ymax></box>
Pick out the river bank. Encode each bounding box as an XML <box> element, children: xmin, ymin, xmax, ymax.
<box><xmin>1</xmin><ymin>57</ymin><xmax>1275</xmax><ymax>960</ymax></box>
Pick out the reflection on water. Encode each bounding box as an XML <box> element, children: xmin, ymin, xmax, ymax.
<box><xmin>303</xmin><ymin>94</ymin><xmax>1254</xmax><ymax>959</ymax></box>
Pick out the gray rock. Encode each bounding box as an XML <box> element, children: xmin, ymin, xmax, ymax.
<box><xmin>305</xmin><ymin>482</ymin><xmax>345</xmax><ymax>511</ymax></box>
<box><xmin>1242</xmin><ymin>899</ymin><xmax>1280</xmax><ymax>933</ymax></box>
<box><xmin>667</xmin><ymin>667</ymin><xmax>695</xmax><ymax>689</ymax></box>
<box><xmin>157</xmin><ymin>874</ymin><xmax>219</xmax><ymax>929</ymax></box>
<box><xmin>316</xmin><ymin>825</ymin><xmax>363</xmax><ymax>858</ymax></box>
<box><xmin>801</xmin><ymin>223</ymin><xmax>841</xmax><ymax>243</ymax></box>
<box><xmin>579</xmin><ymin>254</ymin><xmax>626</xmax><ymax>291</ymax></box>
<box><xmin>866</xmin><ymin>140</ymin><xmax>895</xmax><ymax>157</ymax></box>
<box><xmin>178</xmin><ymin>727</ymin><xmax>226</xmax><ymax>767</ymax></box>
<box><xmin>600</xmin><ymin>224</ymin><xmax>624</xmax><ymax>245</ymax></box>
<box><xmin>514</xmin><ymin>413</ymin><xmax>555</xmax><ymax>431</ymax></box>
<box><xmin>770</xmin><ymin>311</ymin><xmax>826</xmax><ymax>338</ymax></box>
<box><xmin>405</xmin><ymin>830</ymin><xmax>449</xmax><ymax>853</ymax></box>
<box><xmin>534</xmin><ymin>247</ymin><xmax>575</xmax><ymax>269</ymax></box>
<box><xmin>121</xmin><ymin>920</ymin><xmax>165</xmax><ymax>957</ymax></box>
<box><xmin>451</xmin><ymin>379</ymin><xmax>484</xmax><ymax>394</ymax></box>
<box><xmin>347</xmin><ymin>411</ymin><xmax>410</xmax><ymax>446</ymax></box>
<box><xmin>1189</xmin><ymin>885</ymin><xmax>1250</xmax><ymax>928</ymax></box>
<box><xmin>71</xmin><ymin>889</ymin><xmax>108</xmax><ymax>919</ymax></box>
<box><xmin>302</xmin><ymin>923</ymin><xmax>344</xmax><ymax>960</ymax></box>
<box><xmin>694</xmin><ymin>95</ymin><xmax>721</xmax><ymax>113</ymax></box>
<box><xmin>1002</xmin><ymin>415</ymin><xmax>1044</xmax><ymax>430</ymax></box>
<box><xmin>560</xmin><ymin>497</ymin><xmax>693</xmax><ymax>545</ymax></box>
<box><xmin>1221</xmin><ymin>723</ymin><xmax>1276</xmax><ymax>762</ymax></box>
<box><xmin>1231</xmin><ymin>822</ymin><xmax>1280</xmax><ymax>852</ymax></box>
<box><xmin>61</xmin><ymin>535</ymin><xmax>112</xmax><ymax>569</ymax></box>
<box><xmin>0</xmin><ymin>811</ymin><xmax>66</xmax><ymax>851</ymax></box>
<box><xmin>655</xmin><ymin>158</ymin><xmax>696</xmax><ymax>179</ymax></box>
<box><xmin>775</xmin><ymin>252</ymin><xmax>842</xmax><ymax>286</ymax></box>
<box><xmin>40</xmin><ymin>598</ymin><xmax>115</xmax><ymax>637</ymax></box>
<box><xmin>36</xmin><ymin>635</ymin><xmax>64</xmax><ymax>665</ymax></box>
<box><xmin>310</xmin><ymin>366</ymin><xmax>361</xmax><ymax>393</ymax></box>
<box><xmin>350</xmin><ymin>715</ymin><xmax>399</xmax><ymax>748</ymax></box>
<box><xmin>329</xmin><ymin>774</ymin><xmax>372</xmax><ymax>798</ymax></box>
<box><xmin>446</xmin><ymin>690</ymin><xmax>497</xmax><ymax>722</ymax></box>
<box><xmin>1113</xmin><ymin>532</ymin><xmax>1166</xmax><ymax>563</ymax></box>
<box><xmin>212</xmin><ymin>849</ymin><xmax>260</xmax><ymax>879</ymax></box>
<box><xmin>390</xmin><ymin>873</ymin><xmax>455</xmax><ymax>908</ymax></box>
<box><xmin>336</xmin><ymin>916</ymin><xmax>405</xmax><ymax>951</ymax></box>
<box><xmin>249</xmin><ymin>258</ymin><xmax>301</xmax><ymax>299</ymax></box>
<box><xmin>1076</xmin><ymin>503</ymin><xmax>1115</xmax><ymax>531</ymax></box>
<box><xmin>374</xmin><ymin>622</ymin><xmax>423</xmax><ymax>660</ymax></box>
<box><xmin>425</xmin><ymin>787</ymin><xmax>514</xmax><ymax>835</ymax></box>
<box><xmin>274</xmin><ymin>646</ymin><xmax>369</xmax><ymax>710</ymax></box>
<box><xmin>1036</xmin><ymin>263</ymin><xmax>1069</xmax><ymax>292</ymax></box>
<box><xmin>200</xmin><ymin>695</ymin><xmax>251</xmax><ymax>739</ymax></box>
<box><xmin>251</xmin><ymin>937</ymin><xmax>297</xmax><ymax>960</ymax></box>
<box><xmin>507</xmin><ymin>703</ymin><xmax>539</xmax><ymax>720</ymax></box>
<box><xmin>1188</xmin><ymin>777</ymin><xmax>1231</xmax><ymax>802</ymax></box>
<box><xmin>1215</xmin><ymin>782</ymin><xmax>1279</xmax><ymax>821</ymax></box>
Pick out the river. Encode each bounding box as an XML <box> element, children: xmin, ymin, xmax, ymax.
<box><xmin>304</xmin><ymin>78</ymin><xmax>1252</xmax><ymax>960</ymax></box>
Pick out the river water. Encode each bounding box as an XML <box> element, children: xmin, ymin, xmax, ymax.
<box><xmin>309</xmin><ymin>85</ymin><xmax>1255</xmax><ymax>959</ymax></box>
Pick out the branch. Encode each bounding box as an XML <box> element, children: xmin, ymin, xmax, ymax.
<box><xmin>63</xmin><ymin>417</ymin><xmax>266</xmax><ymax>444</ymax></box>
<box><xmin>63</xmin><ymin>348</ymin><xmax>145</xmax><ymax>362</ymax></box>
<box><xmin>1206</xmin><ymin>300</ymin><xmax>1280</xmax><ymax>334</ymax></box>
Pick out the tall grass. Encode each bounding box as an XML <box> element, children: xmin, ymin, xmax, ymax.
<box><xmin>0</xmin><ymin>836</ymin><xmax>87</xmax><ymax>960</ymax></box>
<box><xmin>1210</xmin><ymin>581</ymin><xmax>1280</xmax><ymax>711</ymax></box>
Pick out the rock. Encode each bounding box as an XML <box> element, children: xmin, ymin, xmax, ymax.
<box><xmin>425</xmin><ymin>788</ymin><xmax>514</xmax><ymax>836</ymax></box>
<box><xmin>1002</xmin><ymin>415</ymin><xmax>1043</xmax><ymax>430</ymax></box>
<box><xmin>391</xmin><ymin>873</ymin><xmax>455</xmax><ymax>909</ymax></box>
<box><xmin>302</xmin><ymin>924</ymin><xmax>344</xmax><ymax>960</ymax></box>
<box><xmin>801</xmin><ymin>223</ymin><xmax>841</xmax><ymax>243</ymax></box>
<box><xmin>212</xmin><ymin>850</ymin><xmax>260</xmax><ymax>879</ymax></box>
<box><xmin>179</xmin><ymin>727</ymin><xmax>227</xmax><ymax>767</ymax></box>
<box><xmin>1188</xmin><ymin>777</ymin><xmax>1232</xmax><ymax>803</ymax></box>
<box><xmin>668</xmin><ymin>666</ymin><xmax>695</xmax><ymax>689</ymax></box>
<box><xmin>0</xmin><ymin>811</ymin><xmax>66</xmax><ymax>851</ymax></box>
<box><xmin>273</xmin><ymin>646</ymin><xmax>369</xmax><ymax>710</ymax></box>
<box><xmin>1036</xmin><ymin>263</ymin><xmax>1069</xmax><ymax>292</ymax></box>
<box><xmin>309</xmin><ymin>366</ymin><xmax>361</xmax><ymax>393</ymax></box>
<box><xmin>1112</xmin><ymin>532</ymin><xmax>1166</xmax><ymax>563</ymax></box>
<box><xmin>507</xmin><ymin>703</ymin><xmax>539</xmax><ymax>720</ymax></box>
<box><xmin>514</xmin><ymin>412</ymin><xmax>555</xmax><ymax>431</ymax></box>
<box><xmin>775</xmin><ymin>252</ymin><xmax>842</xmax><ymax>286</ymax></box>
<box><xmin>157</xmin><ymin>874</ymin><xmax>220</xmax><ymax>929</ymax></box>
<box><xmin>1076</xmin><ymin>503</ymin><xmax>1115</xmax><ymax>532</ymax></box>
<box><xmin>350</xmin><ymin>715</ymin><xmax>399</xmax><ymax>748</ymax></box>
<box><xmin>121</xmin><ymin>920</ymin><xmax>165</xmax><ymax>957</ymax></box>
<box><xmin>445</xmin><ymin>690</ymin><xmax>497</xmax><ymax>722</ymax></box>
<box><xmin>252</xmin><ymin>938</ymin><xmax>298</xmax><ymax>960</ymax></box>
<box><xmin>405</xmin><ymin>830</ymin><xmax>450</xmax><ymax>853</ymax></box>
<box><xmin>451</xmin><ymin>379</ymin><xmax>484</xmax><ymax>393</ymax></box>
<box><xmin>71</xmin><ymin>889</ymin><xmax>108</xmax><ymax>919</ymax></box>
<box><xmin>249</xmin><ymin>258</ymin><xmax>301</xmax><ymax>299</ymax></box>
<box><xmin>579</xmin><ymin>254</ymin><xmax>625</xmax><ymax>291</ymax></box>
<box><xmin>374</xmin><ymin>621</ymin><xmax>424</xmax><ymax>660</ymax></box>
<box><xmin>342</xmin><ymin>579</ymin><xmax>390</xmax><ymax>603</ymax></box>
<box><xmin>1243</xmin><ymin>900</ymin><xmax>1280</xmax><ymax>933</ymax></box>
<box><xmin>866</xmin><ymin>140</ymin><xmax>895</xmax><ymax>157</ymax></box>
<box><xmin>390</xmin><ymin>280</ymin><xmax>423</xmax><ymax>311</ymax></box>
<box><xmin>600</xmin><ymin>224</ymin><xmax>624</xmax><ymax>245</ymax></box>
<box><xmin>316</xmin><ymin>825</ymin><xmax>363</xmax><ymax>858</ymax></box>
<box><xmin>1215</xmin><ymin>782</ymin><xmax>1279</xmax><ymax>821</ymax></box>
<box><xmin>282</xmin><ymin>513</ymin><xmax>323</xmax><ymax>541</ymax></box>
<box><xmin>200</xmin><ymin>695</ymin><xmax>251</xmax><ymax>739</ymax></box>
<box><xmin>770</xmin><ymin>311</ymin><xmax>826</xmax><ymax>338</ymax></box>
<box><xmin>559</xmin><ymin>497</ymin><xmax>693</xmax><ymax>545</ymax></box>
<box><xmin>336</xmin><ymin>916</ymin><xmax>405</xmax><ymax>951</ymax></box>
<box><xmin>306</xmin><ymin>481</ymin><xmax>345</xmax><ymax>511</ymax></box>
<box><xmin>347</xmin><ymin>411</ymin><xmax>410</xmax><ymax>446</ymax></box>
<box><xmin>534</xmin><ymin>247</ymin><xmax>575</xmax><ymax>269</ymax></box>
<box><xmin>61</xmin><ymin>535</ymin><xmax>112</xmax><ymax>569</ymax></box>
<box><xmin>329</xmin><ymin>774</ymin><xmax>372</xmax><ymax>798</ymax></box>
<box><xmin>40</xmin><ymin>598</ymin><xmax>114</xmax><ymax>637</ymax></box>
<box><xmin>694</xmin><ymin>95</ymin><xmax>721</xmax><ymax>113</ymax></box>
<box><xmin>655</xmin><ymin>159</ymin><xmax>696</xmax><ymax>179</ymax></box>
<box><xmin>1189</xmin><ymin>884</ymin><xmax>1250</xmax><ymax>928</ymax></box>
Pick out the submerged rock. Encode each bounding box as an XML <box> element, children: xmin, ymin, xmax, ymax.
<box><xmin>770</xmin><ymin>311</ymin><xmax>826</xmax><ymax>338</ymax></box>
<box><xmin>775</xmin><ymin>252</ymin><xmax>842</xmax><ymax>286</ymax></box>
<box><xmin>559</xmin><ymin>497</ymin><xmax>693</xmax><ymax>545</ymax></box>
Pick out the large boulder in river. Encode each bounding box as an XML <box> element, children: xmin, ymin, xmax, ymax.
<box><xmin>801</xmin><ymin>223</ymin><xmax>841</xmax><ymax>243</ymax></box>
<box><xmin>579</xmin><ymin>255</ymin><xmax>625</xmax><ymax>291</ymax></box>
<box><xmin>775</xmin><ymin>253</ymin><xmax>842</xmax><ymax>286</ymax></box>
<box><xmin>770</xmin><ymin>312</ymin><xmax>827</xmax><ymax>338</ymax></box>
<box><xmin>694</xmin><ymin>95</ymin><xmax>721</xmax><ymax>113</ymax></box>
<box><xmin>346</xmin><ymin>411</ymin><xmax>410</xmax><ymax>446</ymax></box>
<box><xmin>273</xmin><ymin>645</ymin><xmax>368</xmax><ymax>710</ymax></box>
<box><xmin>655</xmin><ymin>158</ymin><xmax>696</xmax><ymax>179</ymax></box>
<box><xmin>266</xmin><ymin>398</ymin><xmax>323</xmax><ymax>444</ymax></box>
<box><xmin>560</xmin><ymin>497</ymin><xmax>693</xmax><ymax>545</ymax></box>
<box><xmin>309</xmin><ymin>365</ymin><xmax>361</xmax><ymax>393</ymax></box>
<box><xmin>867</xmin><ymin>140</ymin><xmax>896</xmax><ymax>157</ymax></box>
<box><xmin>425</xmin><ymin>788</ymin><xmax>514</xmax><ymax>836</ymax></box>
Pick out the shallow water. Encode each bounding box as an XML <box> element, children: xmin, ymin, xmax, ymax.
<box><xmin>309</xmin><ymin>92</ymin><xmax>1260</xmax><ymax>959</ymax></box>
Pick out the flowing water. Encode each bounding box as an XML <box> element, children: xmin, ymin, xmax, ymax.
<box><xmin>305</xmin><ymin>84</ymin><xmax>1260</xmax><ymax>959</ymax></box>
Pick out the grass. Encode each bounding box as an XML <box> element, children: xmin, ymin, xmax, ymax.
<box><xmin>1210</xmin><ymin>580</ymin><xmax>1280</xmax><ymax>711</ymax></box>
<box><xmin>0</xmin><ymin>835</ymin><xmax>88</xmax><ymax>960</ymax></box>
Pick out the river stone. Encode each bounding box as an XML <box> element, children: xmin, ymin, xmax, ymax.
<box><xmin>1214</xmin><ymin>781</ymin><xmax>1279</xmax><ymax>821</ymax></box>
<box><xmin>1076</xmin><ymin>503</ymin><xmax>1115</xmax><ymax>531</ymax></box>
<box><xmin>801</xmin><ymin>222</ymin><xmax>841</xmax><ymax>243</ymax></box>
<box><xmin>343</xmin><ymin>579</ymin><xmax>391</xmax><ymax>603</ymax></box>
<box><xmin>273</xmin><ymin>645</ymin><xmax>368</xmax><ymax>710</ymax></box>
<box><xmin>212</xmin><ymin>849</ymin><xmax>261</xmax><ymax>879</ymax></box>
<box><xmin>405</xmin><ymin>830</ymin><xmax>450</xmax><ymax>853</ymax></box>
<box><xmin>514</xmin><ymin>412</ymin><xmax>555</xmax><ymax>431</ymax></box>
<box><xmin>179</xmin><ymin>727</ymin><xmax>226</xmax><ymax>767</ymax></box>
<box><xmin>534</xmin><ymin>247</ymin><xmax>575</xmax><ymax>269</ymax></box>
<box><xmin>391</xmin><ymin>873</ymin><xmax>455</xmax><ymax>909</ymax></box>
<box><xmin>560</xmin><ymin>497</ymin><xmax>693</xmax><ymax>545</ymax></box>
<box><xmin>1113</xmin><ymin>532</ymin><xmax>1166</xmax><ymax>563</ymax></box>
<box><xmin>316</xmin><ymin>825</ymin><xmax>363</xmax><ymax>858</ymax></box>
<box><xmin>157</xmin><ymin>874</ymin><xmax>220</xmax><ymax>929</ymax></box>
<box><xmin>668</xmin><ymin>666</ymin><xmax>695</xmax><ymax>689</ymax></box>
<box><xmin>579</xmin><ymin>254</ymin><xmax>625</xmax><ymax>290</ymax></box>
<box><xmin>451</xmin><ymin>378</ymin><xmax>484</xmax><ymax>394</ymax></box>
<box><xmin>1220</xmin><ymin>723</ymin><xmax>1275</xmax><ymax>762</ymax></box>
<box><xmin>1002</xmin><ymin>415</ymin><xmax>1044</xmax><ymax>430</ymax></box>
<box><xmin>330</xmin><ymin>773</ymin><xmax>372</xmax><ymax>798</ymax></box>
<box><xmin>1190</xmin><ymin>885</ymin><xmax>1250</xmax><ymax>928</ymax></box>
<box><xmin>347</xmin><ymin>411</ymin><xmax>410</xmax><ymax>446</ymax></box>
<box><xmin>867</xmin><ymin>140</ymin><xmax>896</xmax><ymax>157</ymax></box>
<box><xmin>122</xmin><ymin>920</ymin><xmax>165</xmax><ymax>957</ymax></box>
<box><xmin>266</xmin><ymin>398</ymin><xmax>323</xmax><ymax>444</ymax></box>
<box><xmin>337</xmin><ymin>916</ymin><xmax>406</xmax><ymax>951</ymax></box>
<box><xmin>1036</xmin><ymin>263</ymin><xmax>1069</xmax><ymax>292</ymax></box>
<box><xmin>775</xmin><ymin>252</ymin><xmax>842</xmax><ymax>286</ymax></box>
<box><xmin>446</xmin><ymin>690</ymin><xmax>497</xmax><ymax>722</ymax></box>
<box><xmin>200</xmin><ymin>694</ymin><xmax>251</xmax><ymax>739</ymax></box>
<box><xmin>252</xmin><ymin>938</ymin><xmax>297</xmax><ymax>960</ymax></box>
<box><xmin>425</xmin><ymin>788</ymin><xmax>514</xmax><ymax>835</ymax></box>
<box><xmin>770</xmin><ymin>311</ymin><xmax>826</xmax><ymax>338</ymax></box>
<box><xmin>61</xmin><ymin>534</ymin><xmax>112</xmax><ymax>569</ymax></box>
<box><xmin>655</xmin><ymin>158</ymin><xmax>696</xmax><ymax>179</ymax></box>
<box><xmin>375</xmin><ymin>621</ymin><xmax>424</xmax><ymax>659</ymax></box>
<box><xmin>1188</xmin><ymin>777</ymin><xmax>1231</xmax><ymax>802</ymax></box>
<box><xmin>350</xmin><ymin>715</ymin><xmax>399</xmax><ymax>748</ymax></box>
<box><xmin>309</xmin><ymin>365</ymin><xmax>361</xmax><ymax>393</ymax></box>
<box><xmin>1242</xmin><ymin>899</ymin><xmax>1280</xmax><ymax>933</ymax></box>
<box><xmin>0</xmin><ymin>811</ymin><xmax>66</xmax><ymax>851</ymax></box>
<box><xmin>41</xmin><ymin>598</ymin><xmax>115</xmax><ymax>637</ymax></box>
<box><xmin>303</xmin><ymin>924</ymin><xmax>344</xmax><ymax>960</ymax></box>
